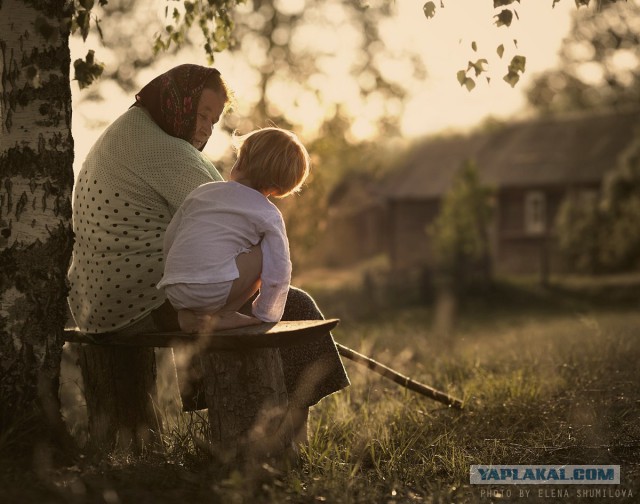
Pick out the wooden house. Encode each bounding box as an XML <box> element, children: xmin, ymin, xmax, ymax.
<box><xmin>384</xmin><ymin>107</ymin><xmax>640</xmax><ymax>276</ymax></box>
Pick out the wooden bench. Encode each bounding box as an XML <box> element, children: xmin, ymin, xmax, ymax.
<box><xmin>64</xmin><ymin>319</ymin><xmax>339</xmax><ymax>466</ymax></box>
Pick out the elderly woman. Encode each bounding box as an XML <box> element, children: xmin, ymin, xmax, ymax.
<box><xmin>67</xmin><ymin>64</ymin><xmax>349</xmax><ymax>440</ymax></box>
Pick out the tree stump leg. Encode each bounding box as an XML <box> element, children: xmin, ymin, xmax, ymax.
<box><xmin>77</xmin><ymin>344</ymin><xmax>160</xmax><ymax>452</ymax></box>
<box><xmin>201</xmin><ymin>348</ymin><xmax>295</xmax><ymax>468</ymax></box>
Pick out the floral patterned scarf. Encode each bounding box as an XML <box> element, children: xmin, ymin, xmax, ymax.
<box><xmin>133</xmin><ymin>64</ymin><xmax>222</xmax><ymax>151</ymax></box>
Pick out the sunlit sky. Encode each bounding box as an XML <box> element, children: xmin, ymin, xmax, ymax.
<box><xmin>70</xmin><ymin>0</ymin><xmax>579</xmax><ymax>175</ymax></box>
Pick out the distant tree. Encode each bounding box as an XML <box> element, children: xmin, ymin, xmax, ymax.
<box><xmin>526</xmin><ymin>0</ymin><xmax>640</xmax><ymax>113</ymax></box>
<box><xmin>555</xmin><ymin>192</ymin><xmax>604</xmax><ymax>274</ymax></box>
<box><xmin>278</xmin><ymin>110</ymin><xmax>396</xmax><ymax>266</ymax></box>
<box><xmin>428</xmin><ymin>160</ymin><xmax>495</xmax><ymax>292</ymax></box>
<box><xmin>556</xmin><ymin>131</ymin><xmax>640</xmax><ymax>273</ymax></box>
<box><xmin>153</xmin><ymin>0</ymin><xmax>422</xmax><ymax>137</ymax></box>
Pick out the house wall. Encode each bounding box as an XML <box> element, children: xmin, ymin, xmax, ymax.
<box><xmin>388</xmin><ymin>199</ymin><xmax>440</xmax><ymax>271</ymax></box>
<box><xmin>388</xmin><ymin>186</ymin><xmax>602</xmax><ymax>276</ymax></box>
<box><xmin>322</xmin><ymin>203</ymin><xmax>388</xmax><ymax>267</ymax></box>
<box><xmin>493</xmin><ymin>185</ymin><xmax>596</xmax><ymax>275</ymax></box>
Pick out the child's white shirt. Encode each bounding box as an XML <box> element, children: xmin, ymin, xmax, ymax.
<box><xmin>157</xmin><ymin>181</ymin><xmax>291</xmax><ymax>322</ymax></box>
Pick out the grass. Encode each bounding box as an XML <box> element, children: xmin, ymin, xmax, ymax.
<box><xmin>3</xmin><ymin>272</ymin><xmax>640</xmax><ymax>503</ymax></box>
<box><xmin>293</xmin><ymin>309</ymin><xmax>639</xmax><ymax>503</ymax></box>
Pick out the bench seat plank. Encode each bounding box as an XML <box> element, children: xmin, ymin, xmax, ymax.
<box><xmin>64</xmin><ymin>318</ymin><xmax>339</xmax><ymax>350</ymax></box>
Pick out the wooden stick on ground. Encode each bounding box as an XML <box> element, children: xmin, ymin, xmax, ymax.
<box><xmin>336</xmin><ymin>343</ymin><xmax>464</xmax><ymax>410</ymax></box>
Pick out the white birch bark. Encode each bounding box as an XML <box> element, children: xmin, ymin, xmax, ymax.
<box><xmin>0</xmin><ymin>0</ymin><xmax>75</xmax><ymax>443</ymax></box>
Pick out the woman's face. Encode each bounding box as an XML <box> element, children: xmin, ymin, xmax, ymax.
<box><xmin>191</xmin><ymin>88</ymin><xmax>226</xmax><ymax>149</ymax></box>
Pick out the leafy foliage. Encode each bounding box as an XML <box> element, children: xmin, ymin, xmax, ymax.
<box><xmin>457</xmin><ymin>70</ymin><xmax>477</xmax><ymax>91</ymax></box>
<box><xmin>70</xmin><ymin>0</ymin><xmax>629</xmax><ymax>94</ymax></box>
<box><xmin>494</xmin><ymin>8</ymin><xmax>514</xmax><ymax>27</ymax></box>
<box><xmin>428</xmin><ymin>160</ymin><xmax>494</xmax><ymax>288</ymax></box>
<box><xmin>555</xmin><ymin>192</ymin><xmax>604</xmax><ymax>273</ymax></box>
<box><xmin>73</xmin><ymin>50</ymin><xmax>104</xmax><ymax>89</ymax></box>
<box><xmin>423</xmin><ymin>1</ymin><xmax>436</xmax><ymax>19</ymax></box>
<box><xmin>153</xmin><ymin>0</ymin><xmax>245</xmax><ymax>64</ymax></box>
<box><xmin>70</xmin><ymin>0</ymin><xmax>108</xmax><ymax>87</ymax></box>
<box><xmin>527</xmin><ymin>0</ymin><xmax>640</xmax><ymax>113</ymax></box>
<box><xmin>456</xmin><ymin>46</ymin><xmax>490</xmax><ymax>91</ymax></box>
<box><xmin>225</xmin><ymin>0</ymin><xmax>417</xmax><ymax>133</ymax></box>
<box><xmin>277</xmin><ymin>111</ymin><xmax>396</xmax><ymax>266</ymax></box>
<box><xmin>556</xmin><ymin>131</ymin><xmax>640</xmax><ymax>273</ymax></box>
<box><xmin>503</xmin><ymin>54</ymin><xmax>526</xmax><ymax>87</ymax></box>
<box><xmin>426</xmin><ymin>0</ymin><xmax>625</xmax><ymax>88</ymax></box>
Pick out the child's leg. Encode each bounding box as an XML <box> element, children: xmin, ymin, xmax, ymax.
<box><xmin>178</xmin><ymin>245</ymin><xmax>264</xmax><ymax>332</ymax></box>
<box><xmin>208</xmin><ymin>245</ymin><xmax>265</xmax><ymax>329</ymax></box>
<box><xmin>224</xmin><ymin>244</ymin><xmax>263</xmax><ymax>311</ymax></box>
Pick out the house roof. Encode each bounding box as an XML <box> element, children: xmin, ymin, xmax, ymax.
<box><xmin>385</xmin><ymin>107</ymin><xmax>640</xmax><ymax>200</ymax></box>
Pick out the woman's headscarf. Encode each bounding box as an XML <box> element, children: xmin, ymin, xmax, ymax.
<box><xmin>133</xmin><ymin>64</ymin><xmax>224</xmax><ymax>151</ymax></box>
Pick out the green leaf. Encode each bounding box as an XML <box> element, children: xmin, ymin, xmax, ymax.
<box><xmin>494</xmin><ymin>0</ymin><xmax>518</xmax><ymax>7</ymax></box>
<box><xmin>471</xmin><ymin>41</ymin><xmax>477</xmax><ymax>52</ymax></box>
<box><xmin>496</xmin><ymin>44</ymin><xmax>505</xmax><ymax>58</ymax></box>
<box><xmin>508</xmin><ymin>54</ymin><xmax>526</xmax><ymax>73</ymax></box>
<box><xmin>464</xmin><ymin>78</ymin><xmax>476</xmax><ymax>92</ymax></box>
<box><xmin>423</xmin><ymin>1</ymin><xmax>436</xmax><ymax>19</ymax></box>
<box><xmin>76</xmin><ymin>10</ymin><xmax>90</xmax><ymax>41</ymax></box>
<box><xmin>503</xmin><ymin>54</ymin><xmax>526</xmax><ymax>87</ymax></box>
<box><xmin>468</xmin><ymin>58</ymin><xmax>488</xmax><ymax>77</ymax></box>
<box><xmin>503</xmin><ymin>71</ymin><xmax>520</xmax><ymax>87</ymax></box>
<box><xmin>457</xmin><ymin>71</ymin><xmax>476</xmax><ymax>91</ymax></box>
<box><xmin>494</xmin><ymin>9</ymin><xmax>513</xmax><ymax>27</ymax></box>
<box><xmin>74</xmin><ymin>50</ymin><xmax>104</xmax><ymax>89</ymax></box>
<box><xmin>79</xmin><ymin>0</ymin><xmax>95</xmax><ymax>10</ymax></box>
<box><xmin>575</xmin><ymin>0</ymin><xmax>591</xmax><ymax>7</ymax></box>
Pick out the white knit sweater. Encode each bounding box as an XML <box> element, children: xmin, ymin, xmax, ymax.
<box><xmin>68</xmin><ymin>107</ymin><xmax>223</xmax><ymax>333</ymax></box>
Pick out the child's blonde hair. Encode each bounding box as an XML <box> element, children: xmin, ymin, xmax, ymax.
<box><xmin>233</xmin><ymin>127</ymin><xmax>311</xmax><ymax>198</ymax></box>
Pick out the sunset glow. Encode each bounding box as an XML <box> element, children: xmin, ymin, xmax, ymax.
<box><xmin>70</xmin><ymin>0</ymin><xmax>582</xmax><ymax>174</ymax></box>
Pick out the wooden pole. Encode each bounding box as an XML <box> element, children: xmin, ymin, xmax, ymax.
<box><xmin>336</xmin><ymin>344</ymin><xmax>463</xmax><ymax>410</ymax></box>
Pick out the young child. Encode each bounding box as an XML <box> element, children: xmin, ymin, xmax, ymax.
<box><xmin>157</xmin><ymin>127</ymin><xmax>311</xmax><ymax>333</ymax></box>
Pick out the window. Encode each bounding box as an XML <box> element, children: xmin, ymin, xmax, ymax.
<box><xmin>524</xmin><ymin>191</ymin><xmax>546</xmax><ymax>235</ymax></box>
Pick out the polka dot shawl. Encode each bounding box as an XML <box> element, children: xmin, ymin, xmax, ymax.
<box><xmin>68</xmin><ymin>107</ymin><xmax>223</xmax><ymax>333</ymax></box>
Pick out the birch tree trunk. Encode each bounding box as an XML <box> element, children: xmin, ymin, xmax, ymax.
<box><xmin>0</xmin><ymin>0</ymin><xmax>75</xmax><ymax>462</ymax></box>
